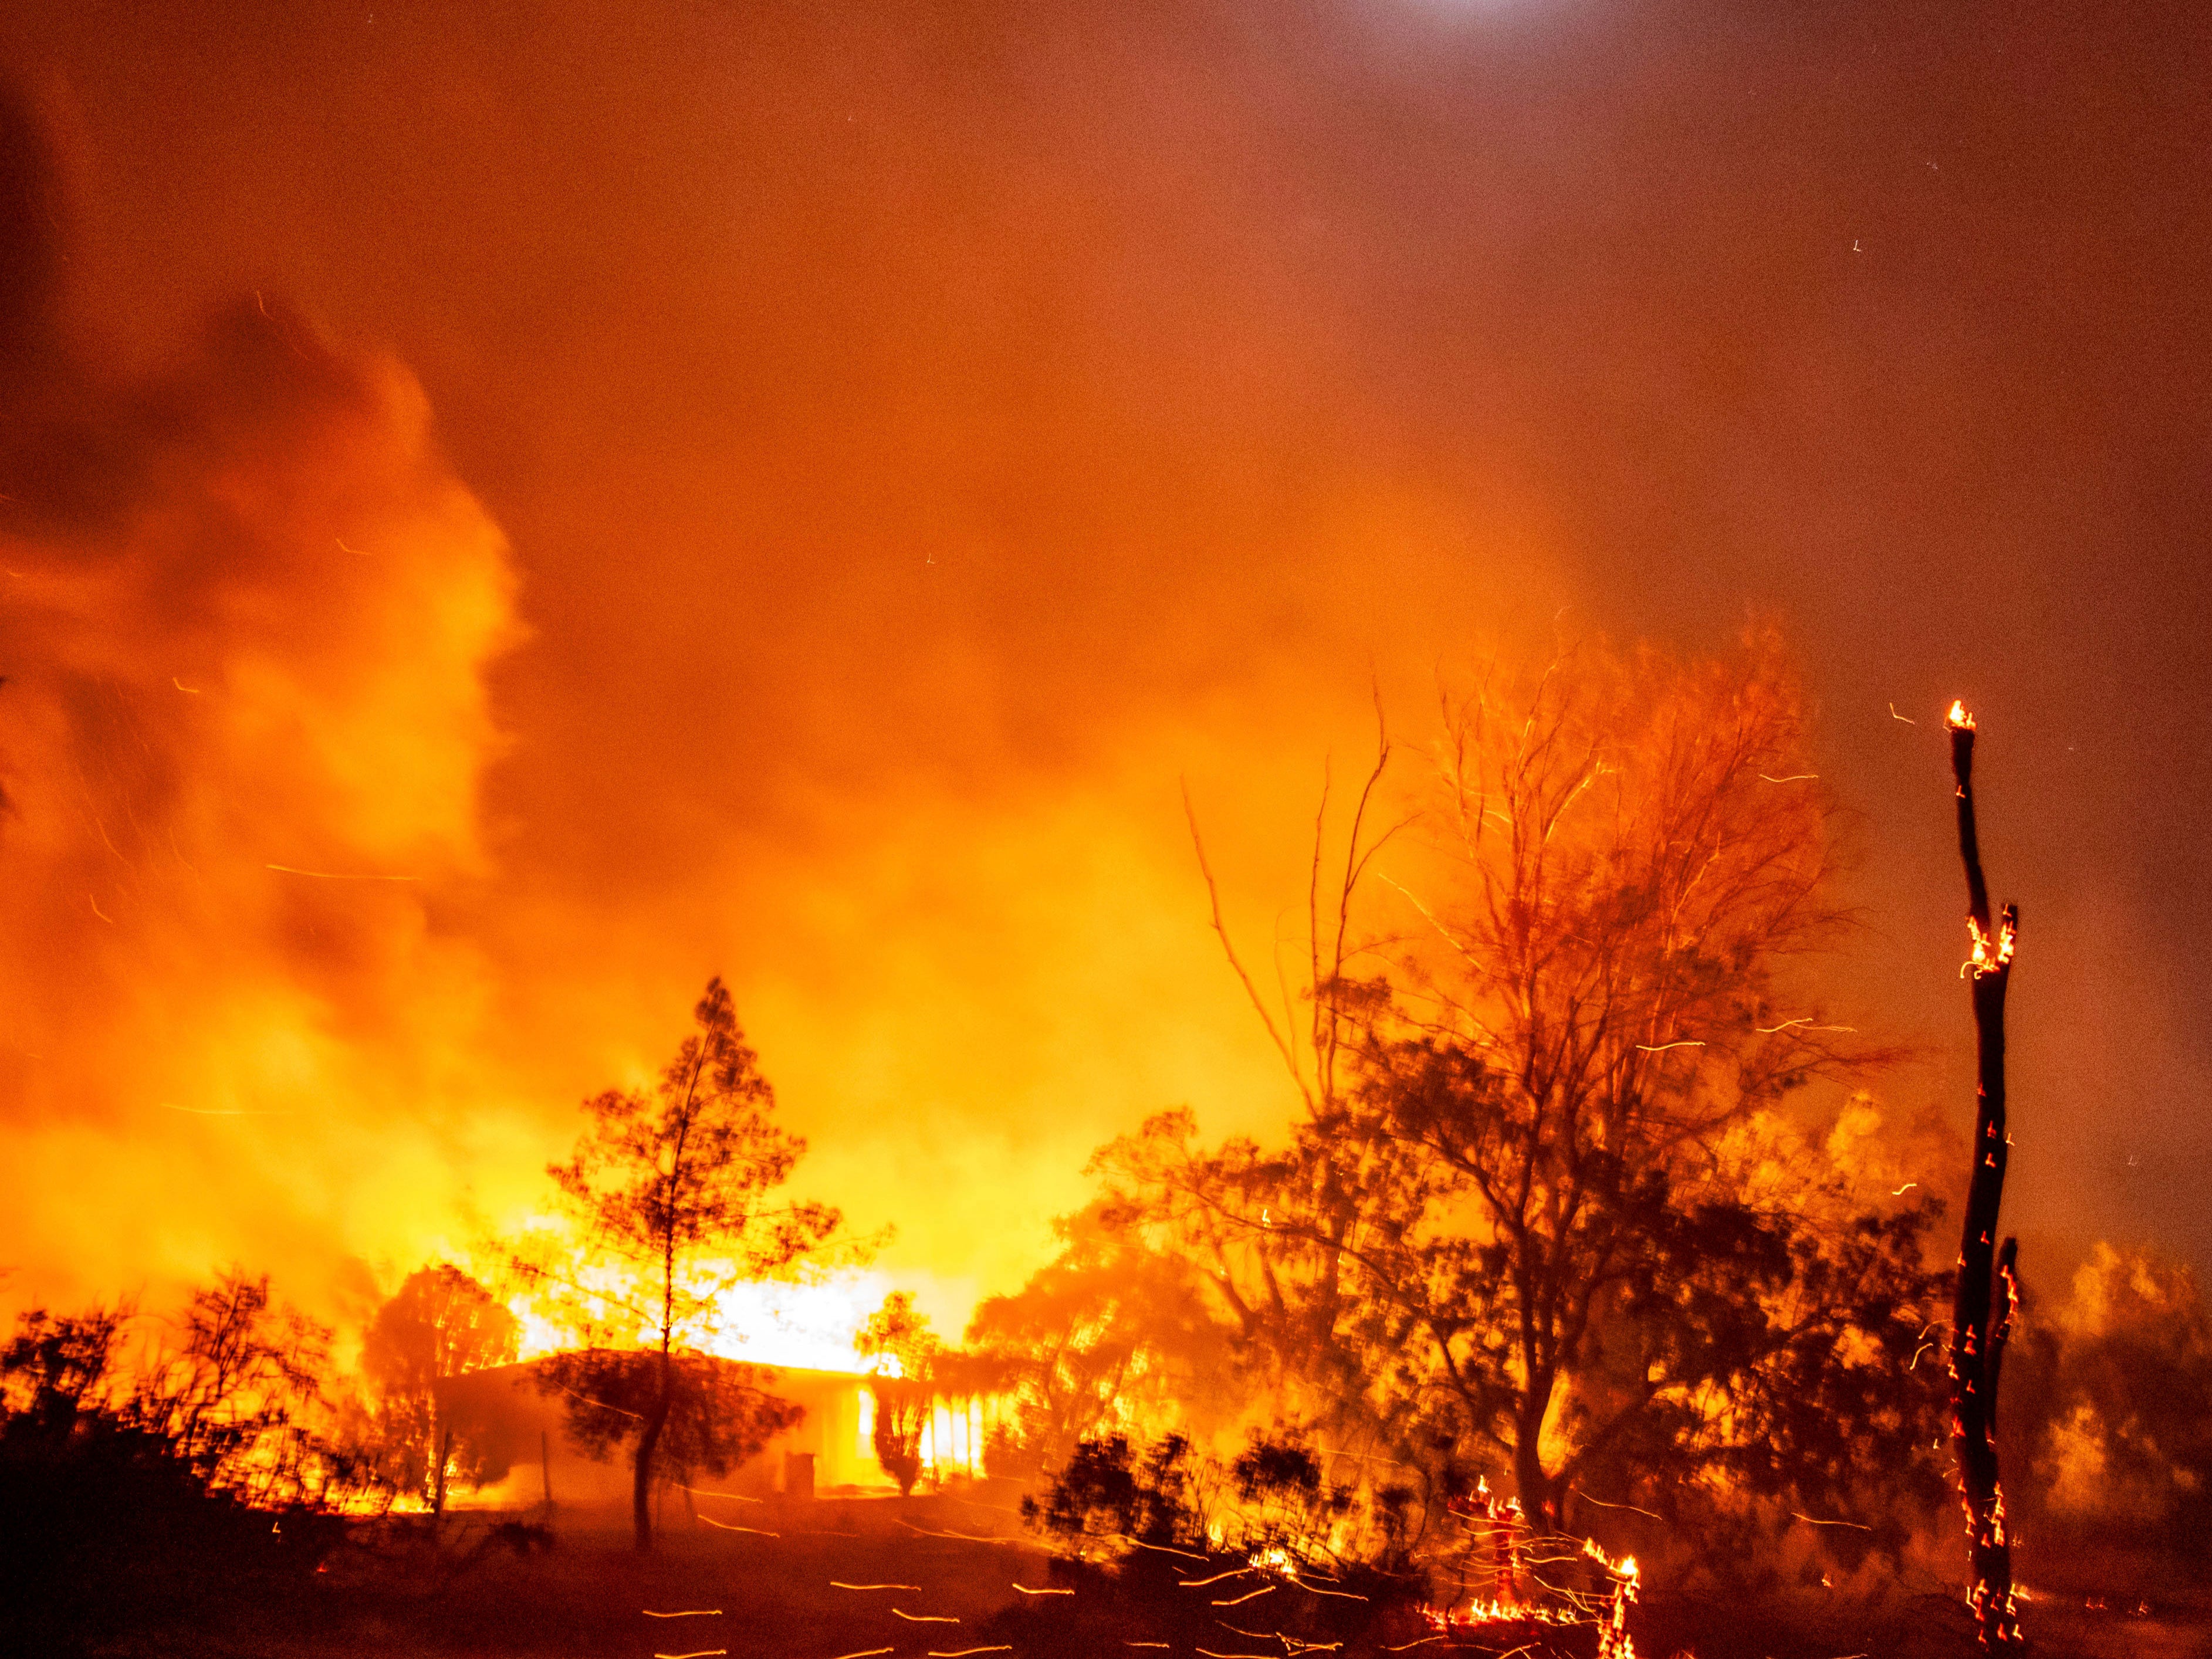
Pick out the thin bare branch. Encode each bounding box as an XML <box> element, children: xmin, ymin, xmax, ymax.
<box><xmin>1183</xmin><ymin>778</ymin><xmax>1314</xmax><ymax>1112</ymax></box>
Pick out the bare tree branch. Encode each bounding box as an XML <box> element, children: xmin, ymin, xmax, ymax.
<box><xmin>1183</xmin><ymin>778</ymin><xmax>1314</xmax><ymax>1113</ymax></box>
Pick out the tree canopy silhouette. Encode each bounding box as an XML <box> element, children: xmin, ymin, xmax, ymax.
<box><xmin>855</xmin><ymin>1291</ymin><xmax>938</xmax><ymax>1495</ymax></box>
<box><xmin>516</xmin><ymin>975</ymin><xmax>843</xmax><ymax>1550</ymax></box>
<box><xmin>961</xmin><ymin>1199</ymin><xmax>1248</xmax><ymax>1479</ymax></box>
<box><xmin>361</xmin><ymin>1263</ymin><xmax>518</xmax><ymax>1513</ymax></box>
<box><xmin>1</xmin><ymin>1274</ymin><xmax>371</xmax><ymax>1649</ymax></box>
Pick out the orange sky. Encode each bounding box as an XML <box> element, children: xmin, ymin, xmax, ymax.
<box><xmin>2</xmin><ymin>0</ymin><xmax>2208</xmax><ymax>1349</ymax></box>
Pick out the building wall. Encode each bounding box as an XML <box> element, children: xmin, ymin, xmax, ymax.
<box><xmin>432</xmin><ymin>1357</ymin><xmax>891</xmax><ymax>1509</ymax></box>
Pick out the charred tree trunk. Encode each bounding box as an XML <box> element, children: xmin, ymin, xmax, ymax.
<box><xmin>1455</xmin><ymin>1478</ymin><xmax>1528</xmax><ymax>1609</ymax></box>
<box><xmin>632</xmin><ymin>1352</ymin><xmax>672</xmax><ymax>1553</ymax></box>
<box><xmin>1512</xmin><ymin>1417</ymin><xmax>1558</xmax><ymax>1536</ymax></box>
<box><xmin>1945</xmin><ymin>704</ymin><xmax>2023</xmax><ymax>1648</ymax></box>
<box><xmin>1494</xmin><ymin>1498</ymin><xmax>1528</xmax><ymax>1606</ymax></box>
<box><xmin>432</xmin><ymin>1423</ymin><xmax>452</xmax><ymax>1516</ymax></box>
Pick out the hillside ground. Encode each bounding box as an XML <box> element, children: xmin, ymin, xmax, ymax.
<box><xmin>86</xmin><ymin>1491</ymin><xmax>2210</xmax><ymax>1659</ymax></box>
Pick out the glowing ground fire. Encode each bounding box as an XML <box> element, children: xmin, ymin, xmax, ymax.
<box><xmin>1418</xmin><ymin>1478</ymin><xmax>1643</xmax><ymax>1657</ymax></box>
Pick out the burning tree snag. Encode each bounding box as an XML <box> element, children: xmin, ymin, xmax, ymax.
<box><xmin>1944</xmin><ymin>701</ymin><xmax>2023</xmax><ymax>1648</ymax></box>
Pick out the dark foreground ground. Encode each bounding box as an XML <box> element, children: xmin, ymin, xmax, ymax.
<box><xmin>81</xmin><ymin>1493</ymin><xmax>2212</xmax><ymax>1659</ymax></box>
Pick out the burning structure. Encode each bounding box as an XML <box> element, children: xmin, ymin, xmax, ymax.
<box><xmin>433</xmin><ymin>1359</ymin><xmax>878</xmax><ymax>1506</ymax></box>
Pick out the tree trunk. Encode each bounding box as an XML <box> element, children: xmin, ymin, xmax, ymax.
<box><xmin>1512</xmin><ymin>1410</ymin><xmax>1557</xmax><ymax>1534</ymax></box>
<box><xmin>633</xmin><ymin>1359</ymin><xmax>672</xmax><ymax>1553</ymax></box>
<box><xmin>432</xmin><ymin>1423</ymin><xmax>452</xmax><ymax>1516</ymax></box>
<box><xmin>1946</xmin><ymin>707</ymin><xmax>2024</xmax><ymax>1648</ymax></box>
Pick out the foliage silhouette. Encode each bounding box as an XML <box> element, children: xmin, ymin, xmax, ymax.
<box><xmin>961</xmin><ymin>1198</ymin><xmax>1247</xmax><ymax>1478</ymax></box>
<box><xmin>855</xmin><ymin>1289</ymin><xmax>937</xmax><ymax>1494</ymax></box>
<box><xmin>2003</xmin><ymin>1243</ymin><xmax>2212</xmax><ymax>1569</ymax></box>
<box><xmin>514</xmin><ymin>975</ymin><xmax>843</xmax><ymax>1550</ymax></box>
<box><xmin>0</xmin><ymin>1275</ymin><xmax>373</xmax><ymax>1654</ymax></box>
<box><xmin>536</xmin><ymin>1346</ymin><xmax>800</xmax><ymax>1496</ymax></box>
<box><xmin>1024</xmin><ymin>1432</ymin><xmax>1208</xmax><ymax>1555</ymax></box>
<box><xmin>1117</xmin><ymin>636</ymin><xmax>1948</xmax><ymax>1562</ymax></box>
<box><xmin>361</xmin><ymin>1262</ymin><xmax>519</xmax><ymax>1512</ymax></box>
<box><xmin>1011</xmin><ymin>1431</ymin><xmax>1418</xmax><ymax>1657</ymax></box>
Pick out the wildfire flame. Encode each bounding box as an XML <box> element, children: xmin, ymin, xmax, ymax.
<box><xmin>511</xmin><ymin>1264</ymin><xmax>895</xmax><ymax>1374</ymax></box>
<box><xmin>1964</xmin><ymin>913</ymin><xmax>2018</xmax><ymax>980</ymax></box>
<box><xmin>1436</xmin><ymin>1598</ymin><xmax>1579</xmax><ymax>1626</ymax></box>
<box><xmin>1422</xmin><ymin>1498</ymin><xmax>1643</xmax><ymax>1656</ymax></box>
<box><xmin>1947</xmin><ymin>699</ymin><xmax>1976</xmax><ymax>730</ymax></box>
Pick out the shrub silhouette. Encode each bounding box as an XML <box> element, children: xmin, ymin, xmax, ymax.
<box><xmin>0</xmin><ymin>1288</ymin><xmax>357</xmax><ymax>1654</ymax></box>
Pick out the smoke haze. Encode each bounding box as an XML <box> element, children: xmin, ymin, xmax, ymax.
<box><xmin>2</xmin><ymin>0</ymin><xmax>2208</xmax><ymax>1338</ymax></box>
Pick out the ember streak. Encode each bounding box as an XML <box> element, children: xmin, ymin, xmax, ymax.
<box><xmin>1423</xmin><ymin>1479</ymin><xmax>1642</xmax><ymax>1658</ymax></box>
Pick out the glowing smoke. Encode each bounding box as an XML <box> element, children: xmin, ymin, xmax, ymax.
<box><xmin>0</xmin><ymin>270</ymin><xmax>525</xmax><ymax>1322</ymax></box>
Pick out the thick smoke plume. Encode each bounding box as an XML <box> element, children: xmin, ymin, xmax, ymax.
<box><xmin>0</xmin><ymin>116</ymin><xmax>524</xmax><ymax>1319</ymax></box>
<box><xmin>0</xmin><ymin>100</ymin><xmax>1322</xmax><ymax>1336</ymax></box>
